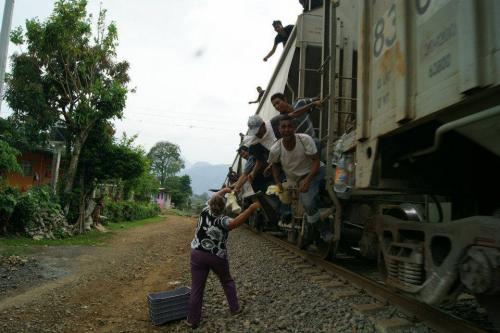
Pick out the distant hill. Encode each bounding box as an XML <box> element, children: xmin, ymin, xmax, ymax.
<box><xmin>182</xmin><ymin>162</ymin><xmax>230</xmax><ymax>195</ymax></box>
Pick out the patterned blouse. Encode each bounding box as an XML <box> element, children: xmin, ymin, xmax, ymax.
<box><xmin>191</xmin><ymin>206</ymin><xmax>232</xmax><ymax>259</ymax></box>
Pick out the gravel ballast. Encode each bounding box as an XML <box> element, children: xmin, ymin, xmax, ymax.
<box><xmin>165</xmin><ymin>228</ymin><xmax>433</xmax><ymax>332</ymax></box>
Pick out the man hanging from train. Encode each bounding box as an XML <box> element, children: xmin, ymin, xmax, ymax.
<box><xmin>269</xmin><ymin>93</ymin><xmax>322</xmax><ymax>138</ymax></box>
<box><xmin>268</xmin><ymin>115</ymin><xmax>330</xmax><ymax>245</ymax></box>
<box><xmin>263</xmin><ymin>20</ymin><xmax>294</xmax><ymax>62</ymax></box>
<box><xmin>240</xmin><ymin>117</ymin><xmax>292</xmax><ymax>224</ymax></box>
<box><xmin>233</xmin><ymin>145</ymin><xmax>273</xmax><ymax>195</ymax></box>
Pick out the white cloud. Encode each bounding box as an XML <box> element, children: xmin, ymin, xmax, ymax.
<box><xmin>1</xmin><ymin>0</ymin><xmax>302</xmax><ymax>164</ymax></box>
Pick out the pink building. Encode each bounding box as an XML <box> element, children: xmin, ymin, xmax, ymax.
<box><xmin>155</xmin><ymin>188</ymin><xmax>172</xmax><ymax>210</ymax></box>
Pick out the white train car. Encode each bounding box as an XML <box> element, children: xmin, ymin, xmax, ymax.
<box><xmin>231</xmin><ymin>0</ymin><xmax>500</xmax><ymax>326</ymax></box>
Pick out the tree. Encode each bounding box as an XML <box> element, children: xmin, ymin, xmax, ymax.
<box><xmin>147</xmin><ymin>141</ymin><xmax>185</xmax><ymax>187</ymax></box>
<box><xmin>0</xmin><ymin>140</ymin><xmax>21</xmax><ymax>182</ymax></box>
<box><xmin>5</xmin><ymin>0</ymin><xmax>130</xmax><ymax>198</ymax></box>
<box><xmin>70</xmin><ymin>122</ymin><xmax>146</xmax><ymax>230</ymax></box>
<box><xmin>125</xmin><ymin>169</ymin><xmax>159</xmax><ymax>202</ymax></box>
<box><xmin>165</xmin><ymin>175</ymin><xmax>192</xmax><ymax>209</ymax></box>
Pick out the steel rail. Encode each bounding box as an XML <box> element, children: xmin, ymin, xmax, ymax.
<box><xmin>253</xmin><ymin>230</ymin><xmax>487</xmax><ymax>333</ymax></box>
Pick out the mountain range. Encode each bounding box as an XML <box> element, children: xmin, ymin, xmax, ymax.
<box><xmin>182</xmin><ymin>162</ymin><xmax>231</xmax><ymax>195</ymax></box>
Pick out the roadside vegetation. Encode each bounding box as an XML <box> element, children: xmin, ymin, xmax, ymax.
<box><xmin>0</xmin><ymin>0</ymin><xmax>193</xmax><ymax>243</ymax></box>
<box><xmin>0</xmin><ymin>216</ymin><xmax>165</xmax><ymax>256</ymax></box>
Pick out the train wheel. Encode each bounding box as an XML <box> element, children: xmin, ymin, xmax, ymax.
<box><xmin>477</xmin><ymin>295</ymin><xmax>500</xmax><ymax>332</ymax></box>
<box><xmin>319</xmin><ymin>215</ymin><xmax>338</xmax><ymax>260</ymax></box>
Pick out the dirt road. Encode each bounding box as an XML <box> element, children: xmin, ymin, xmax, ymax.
<box><xmin>0</xmin><ymin>215</ymin><xmax>196</xmax><ymax>333</ymax></box>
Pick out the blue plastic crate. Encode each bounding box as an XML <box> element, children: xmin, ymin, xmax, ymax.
<box><xmin>147</xmin><ymin>287</ymin><xmax>191</xmax><ymax>325</ymax></box>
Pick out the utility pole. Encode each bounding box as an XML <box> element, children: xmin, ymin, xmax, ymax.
<box><xmin>0</xmin><ymin>0</ymin><xmax>15</xmax><ymax>114</ymax></box>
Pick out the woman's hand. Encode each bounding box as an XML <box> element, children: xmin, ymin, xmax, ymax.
<box><xmin>249</xmin><ymin>202</ymin><xmax>261</xmax><ymax>211</ymax></box>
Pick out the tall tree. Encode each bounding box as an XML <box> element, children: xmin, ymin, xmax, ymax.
<box><xmin>5</xmin><ymin>0</ymin><xmax>130</xmax><ymax>198</ymax></box>
<box><xmin>147</xmin><ymin>141</ymin><xmax>185</xmax><ymax>186</ymax></box>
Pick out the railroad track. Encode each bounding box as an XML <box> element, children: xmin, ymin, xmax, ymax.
<box><xmin>248</xmin><ymin>228</ymin><xmax>489</xmax><ymax>333</ymax></box>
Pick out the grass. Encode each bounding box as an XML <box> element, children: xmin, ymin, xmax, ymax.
<box><xmin>165</xmin><ymin>208</ymin><xmax>192</xmax><ymax>217</ymax></box>
<box><xmin>0</xmin><ymin>215</ymin><xmax>165</xmax><ymax>256</ymax></box>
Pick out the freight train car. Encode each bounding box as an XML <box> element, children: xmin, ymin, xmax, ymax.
<box><xmin>232</xmin><ymin>0</ymin><xmax>500</xmax><ymax>326</ymax></box>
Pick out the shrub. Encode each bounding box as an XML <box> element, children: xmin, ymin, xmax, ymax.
<box><xmin>0</xmin><ymin>187</ymin><xmax>20</xmax><ymax>233</ymax></box>
<box><xmin>9</xmin><ymin>186</ymin><xmax>71</xmax><ymax>239</ymax></box>
<box><xmin>102</xmin><ymin>200</ymin><xmax>159</xmax><ymax>223</ymax></box>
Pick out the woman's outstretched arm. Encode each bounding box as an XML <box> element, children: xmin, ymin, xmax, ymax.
<box><xmin>228</xmin><ymin>202</ymin><xmax>260</xmax><ymax>231</ymax></box>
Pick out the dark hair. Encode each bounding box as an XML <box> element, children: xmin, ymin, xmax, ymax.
<box><xmin>278</xmin><ymin>114</ymin><xmax>294</xmax><ymax>125</ymax></box>
<box><xmin>272</xmin><ymin>20</ymin><xmax>282</xmax><ymax>27</ymax></box>
<box><xmin>208</xmin><ymin>194</ymin><xmax>225</xmax><ymax>216</ymax></box>
<box><xmin>270</xmin><ymin>92</ymin><xmax>286</xmax><ymax>102</ymax></box>
<box><xmin>237</xmin><ymin>146</ymin><xmax>249</xmax><ymax>153</ymax></box>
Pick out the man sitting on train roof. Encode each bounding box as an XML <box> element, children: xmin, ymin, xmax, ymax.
<box><xmin>268</xmin><ymin>115</ymin><xmax>325</xmax><ymax>227</ymax></box>
<box><xmin>263</xmin><ymin>20</ymin><xmax>294</xmax><ymax>62</ymax></box>
<box><xmin>248</xmin><ymin>86</ymin><xmax>265</xmax><ymax>104</ymax></box>
<box><xmin>269</xmin><ymin>92</ymin><xmax>322</xmax><ymax>140</ymax></box>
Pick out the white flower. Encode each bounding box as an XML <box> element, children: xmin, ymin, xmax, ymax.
<box><xmin>216</xmin><ymin>248</ymin><xmax>227</xmax><ymax>258</ymax></box>
<box><xmin>201</xmin><ymin>239</ymin><xmax>215</xmax><ymax>250</ymax></box>
<box><xmin>191</xmin><ymin>237</ymin><xmax>200</xmax><ymax>249</ymax></box>
<box><xmin>206</xmin><ymin>226</ymin><xmax>223</xmax><ymax>241</ymax></box>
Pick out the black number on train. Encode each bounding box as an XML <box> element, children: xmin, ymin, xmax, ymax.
<box><xmin>373</xmin><ymin>3</ymin><xmax>396</xmax><ymax>57</ymax></box>
<box><xmin>415</xmin><ymin>0</ymin><xmax>431</xmax><ymax>15</ymax></box>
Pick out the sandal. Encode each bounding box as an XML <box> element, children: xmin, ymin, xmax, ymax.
<box><xmin>184</xmin><ymin>320</ymin><xmax>198</xmax><ymax>329</ymax></box>
<box><xmin>231</xmin><ymin>307</ymin><xmax>243</xmax><ymax>316</ymax></box>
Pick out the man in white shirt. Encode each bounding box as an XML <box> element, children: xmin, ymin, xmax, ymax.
<box><xmin>246</xmin><ymin>114</ymin><xmax>277</xmax><ymax>151</ymax></box>
<box><xmin>267</xmin><ymin>115</ymin><xmax>325</xmax><ymax>224</ymax></box>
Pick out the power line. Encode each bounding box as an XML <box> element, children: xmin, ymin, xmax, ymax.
<box><xmin>121</xmin><ymin>116</ymin><xmax>239</xmax><ymax>133</ymax></box>
<box><xmin>125</xmin><ymin>110</ymin><xmax>243</xmax><ymax>126</ymax></box>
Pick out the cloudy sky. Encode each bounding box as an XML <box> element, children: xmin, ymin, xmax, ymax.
<box><xmin>1</xmin><ymin>0</ymin><xmax>302</xmax><ymax>165</ymax></box>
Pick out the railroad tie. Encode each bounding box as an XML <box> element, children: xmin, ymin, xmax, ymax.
<box><xmin>292</xmin><ymin>263</ymin><xmax>311</xmax><ymax>270</ymax></box>
<box><xmin>280</xmin><ymin>255</ymin><xmax>300</xmax><ymax>260</ymax></box>
<box><xmin>331</xmin><ymin>288</ymin><xmax>359</xmax><ymax>299</ymax></box>
<box><xmin>373</xmin><ymin>318</ymin><xmax>412</xmax><ymax>333</ymax></box>
<box><xmin>300</xmin><ymin>267</ymin><xmax>323</xmax><ymax>276</ymax></box>
<box><xmin>310</xmin><ymin>274</ymin><xmax>334</xmax><ymax>283</ymax></box>
<box><xmin>351</xmin><ymin>303</ymin><xmax>385</xmax><ymax>316</ymax></box>
<box><xmin>317</xmin><ymin>279</ymin><xmax>345</xmax><ymax>289</ymax></box>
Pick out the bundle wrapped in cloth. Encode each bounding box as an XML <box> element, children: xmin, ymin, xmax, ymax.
<box><xmin>225</xmin><ymin>192</ymin><xmax>242</xmax><ymax>215</ymax></box>
<box><xmin>266</xmin><ymin>183</ymin><xmax>293</xmax><ymax>204</ymax></box>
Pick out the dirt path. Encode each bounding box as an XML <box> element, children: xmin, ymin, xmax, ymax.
<box><xmin>0</xmin><ymin>215</ymin><xmax>196</xmax><ymax>333</ymax></box>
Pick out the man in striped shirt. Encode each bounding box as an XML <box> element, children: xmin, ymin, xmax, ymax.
<box><xmin>269</xmin><ymin>92</ymin><xmax>322</xmax><ymax>139</ymax></box>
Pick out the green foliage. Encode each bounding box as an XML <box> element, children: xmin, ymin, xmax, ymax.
<box><xmin>165</xmin><ymin>175</ymin><xmax>192</xmax><ymax>209</ymax></box>
<box><xmin>0</xmin><ymin>187</ymin><xmax>20</xmax><ymax>233</ymax></box>
<box><xmin>0</xmin><ymin>140</ymin><xmax>21</xmax><ymax>179</ymax></box>
<box><xmin>78</xmin><ymin>123</ymin><xmax>146</xmax><ymax>187</ymax></box>
<box><xmin>5</xmin><ymin>0</ymin><xmax>130</xmax><ymax>195</ymax></box>
<box><xmin>147</xmin><ymin>141</ymin><xmax>185</xmax><ymax>187</ymax></box>
<box><xmin>102</xmin><ymin>200</ymin><xmax>159</xmax><ymax>223</ymax></box>
<box><xmin>125</xmin><ymin>170</ymin><xmax>159</xmax><ymax>202</ymax></box>
<box><xmin>10</xmin><ymin>186</ymin><xmax>62</xmax><ymax>233</ymax></box>
<box><xmin>190</xmin><ymin>192</ymin><xmax>209</xmax><ymax>214</ymax></box>
<box><xmin>0</xmin><ymin>216</ymin><xmax>164</xmax><ymax>256</ymax></box>
<box><xmin>166</xmin><ymin>208</ymin><xmax>192</xmax><ymax>217</ymax></box>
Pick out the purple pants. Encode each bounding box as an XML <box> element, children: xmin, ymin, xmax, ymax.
<box><xmin>187</xmin><ymin>249</ymin><xmax>239</xmax><ymax>327</ymax></box>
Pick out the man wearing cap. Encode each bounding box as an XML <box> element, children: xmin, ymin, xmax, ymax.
<box><xmin>263</xmin><ymin>20</ymin><xmax>294</xmax><ymax>62</ymax></box>
<box><xmin>244</xmin><ymin>115</ymin><xmax>277</xmax><ymax>190</ymax></box>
